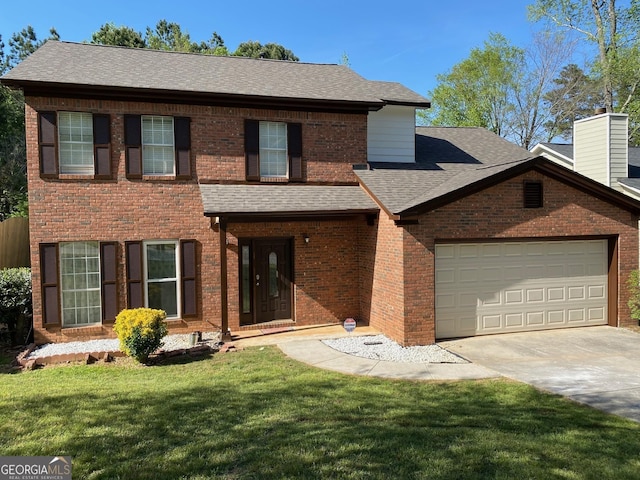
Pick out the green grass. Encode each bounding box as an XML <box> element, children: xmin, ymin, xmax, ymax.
<box><xmin>1</xmin><ymin>347</ymin><xmax>639</xmax><ymax>479</ymax></box>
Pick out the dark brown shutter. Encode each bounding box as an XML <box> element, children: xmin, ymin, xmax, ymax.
<box><xmin>175</xmin><ymin>117</ymin><xmax>191</xmax><ymax>179</ymax></box>
<box><xmin>125</xmin><ymin>241</ymin><xmax>144</xmax><ymax>308</ymax></box>
<box><xmin>245</xmin><ymin>119</ymin><xmax>260</xmax><ymax>181</ymax></box>
<box><xmin>93</xmin><ymin>114</ymin><xmax>111</xmax><ymax>178</ymax></box>
<box><xmin>180</xmin><ymin>239</ymin><xmax>198</xmax><ymax>317</ymax></box>
<box><xmin>100</xmin><ymin>242</ymin><xmax>118</xmax><ymax>322</ymax></box>
<box><xmin>40</xmin><ymin>243</ymin><xmax>60</xmax><ymax>326</ymax></box>
<box><xmin>288</xmin><ymin>123</ymin><xmax>303</xmax><ymax>182</ymax></box>
<box><xmin>38</xmin><ymin>112</ymin><xmax>58</xmax><ymax>178</ymax></box>
<box><xmin>523</xmin><ymin>181</ymin><xmax>543</xmax><ymax>208</ymax></box>
<box><xmin>124</xmin><ymin>115</ymin><xmax>142</xmax><ymax>179</ymax></box>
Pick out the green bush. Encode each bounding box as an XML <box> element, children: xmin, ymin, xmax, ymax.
<box><xmin>113</xmin><ymin>308</ymin><xmax>168</xmax><ymax>363</ymax></box>
<box><xmin>0</xmin><ymin>267</ymin><xmax>32</xmax><ymax>345</ymax></box>
<box><xmin>628</xmin><ymin>270</ymin><xmax>640</xmax><ymax>324</ymax></box>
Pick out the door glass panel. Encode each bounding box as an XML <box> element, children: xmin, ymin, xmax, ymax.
<box><xmin>242</xmin><ymin>245</ymin><xmax>251</xmax><ymax>314</ymax></box>
<box><xmin>269</xmin><ymin>251</ymin><xmax>278</xmax><ymax>298</ymax></box>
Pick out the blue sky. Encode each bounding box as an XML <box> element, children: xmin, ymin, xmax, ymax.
<box><xmin>2</xmin><ymin>0</ymin><xmax>568</xmax><ymax>97</ymax></box>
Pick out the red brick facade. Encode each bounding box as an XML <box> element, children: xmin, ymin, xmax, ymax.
<box><xmin>24</xmin><ymin>96</ymin><xmax>640</xmax><ymax>346</ymax></box>
<box><xmin>25</xmin><ymin>96</ymin><xmax>369</xmax><ymax>344</ymax></box>
<box><xmin>363</xmin><ymin>170</ymin><xmax>639</xmax><ymax>345</ymax></box>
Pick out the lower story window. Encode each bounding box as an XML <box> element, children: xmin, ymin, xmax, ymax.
<box><xmin>60</xmin><ymin>241</ymin><xmax>101</xmax><ymax>326</ymax></box>
<box><xmin>144</xmin><ymin>241</ymin><xmax>179</xmax><ymax>318</ymax></box>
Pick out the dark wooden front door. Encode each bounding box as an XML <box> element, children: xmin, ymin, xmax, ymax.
<box><xmin>240</xmin><ymin>238</ymin><xmax>292</xmax><ymax>325</ymax></box>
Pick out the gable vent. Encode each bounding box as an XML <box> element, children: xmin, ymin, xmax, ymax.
<box><xmin>523</xmin><ymin>181</ymin><xmax>543</xmax><ymax>208</ymax></box>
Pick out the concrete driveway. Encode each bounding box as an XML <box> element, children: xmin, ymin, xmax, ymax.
<box><xmin>440</xmin><ymin>326</ymin><xmax>640</xmax><ymax>423</ymax></box>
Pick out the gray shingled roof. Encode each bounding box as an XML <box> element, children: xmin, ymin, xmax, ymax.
<box><xmin>199</xmin><ymin>184</ymin><xmax>379</xmax><ymax>216</ymax></box>
<box><xmin>355</xmin><ymin>127</ymin><xmax>534</xmax><ymax>214</ymax></box>
<box><xmin>1</xmin><ymin>41</ymin><xmax>430</xmax><ymax>107</ymax></box>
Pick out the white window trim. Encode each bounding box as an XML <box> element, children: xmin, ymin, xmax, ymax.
<box><xmin>59</xmin><ymin>241</ymin><xmax>102</xmax><ymax>328</ymax></box>
<box><xmin>259</xmin><ymin>121</ymin><xmax>288</xmax><ymax>178</ymax></box>
<box><xmin>143</xmin><ymin>240</ymin><xmax>181</xmax><ymax>319</ymax></box>
<box><xmin>58</xmin><ymin>112</ymin><xmax>94</xmax><ymax>175</ymax></box>
<box><xmin>142</xmin><ymin>115</ymin><xmax>175</xmax><ymax>176</ymax></box>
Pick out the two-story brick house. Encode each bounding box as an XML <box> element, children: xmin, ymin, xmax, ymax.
<box><xmin>2</xmin><ymin>41</ymin><xmax>640</xmax><ymax>346</ymax></box>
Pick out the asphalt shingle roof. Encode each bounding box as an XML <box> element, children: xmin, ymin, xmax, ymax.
<box><xmin>355</xmin><ymin>127</ymin><xmax>534</xmax><ymax>214</ymax></box>
<box><xmin>540</xmin><ymin>142</ymin><xmax>640</xmax><ymax>178</ymax></box>
<box><xmin>199</xmin><ymin>184</ymin><xmax>379</xmax><ymax>216</ymax></box>
<box><xmin>1</xmin><ymin>41</ymin><xmax>430</xmax><ymax>108</ymax></box>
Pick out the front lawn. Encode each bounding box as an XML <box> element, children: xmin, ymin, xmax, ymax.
<box><xmin>1</xmin><ymin>347</ymin><xmax>639</xmax><ymax>479</ymax></box>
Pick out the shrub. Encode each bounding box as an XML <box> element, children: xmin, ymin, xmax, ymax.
<box><xmin>0</xmin><ymin>267</ymin><xmax>32</xmax><ymax>345</ymax></box>
<box><xmin>113</xmin><ymin>308</ymin><xmax>168</xmax><ymax>363</ymax></box>
<box><xmin>628</xmin><ymin>270</ymin><xmax>640</xmax><ymax>324</ymax></box>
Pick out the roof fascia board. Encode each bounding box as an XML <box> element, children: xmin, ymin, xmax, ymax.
<box><xmin>5</xmin><ymin>80</ymin><xmax>385</xmax><ymax>113</ymax></box>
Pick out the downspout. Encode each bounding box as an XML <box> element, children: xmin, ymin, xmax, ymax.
<box><xmin>219</xmin><ymin>217</ymin><xmax>230</xmax><ymax>339</ymax></box>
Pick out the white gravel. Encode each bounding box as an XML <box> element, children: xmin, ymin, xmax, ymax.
<box><xmin>322</xmin><ymin>334</ymin><xmax>467</xmax><ymax>364</ymax></box>
<box><xmin>26</xmin><ymin>331</ymin><xmax>222</xmax><ymax>360</ymax></box>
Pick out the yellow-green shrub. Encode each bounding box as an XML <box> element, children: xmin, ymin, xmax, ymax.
<box><xmin>113</xmin><ymin>308</ymin><xmax>168</xmax><ymax>363</ymax></box>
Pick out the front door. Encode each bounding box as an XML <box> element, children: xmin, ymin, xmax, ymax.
<box><xmin>240</xmin><ymin>238</ymin><xmax>292</xmax><ymax>325</ymax></box>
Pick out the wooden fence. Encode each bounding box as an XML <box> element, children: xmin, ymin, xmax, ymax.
<box><xmin>0</xmin><ymin>217</ymin><xmax>30</xmax><ymax>269</ymax></box>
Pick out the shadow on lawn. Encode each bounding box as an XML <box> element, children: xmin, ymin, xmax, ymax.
<box><xmin>3</xmin><ymin>347</ymin><xmax>640</xmax><ymax>479</ymax></box>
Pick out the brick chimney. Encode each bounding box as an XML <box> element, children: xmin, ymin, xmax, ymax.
<box><xmin>573</xmin><ymin>110</ymin><xmax>629</xmax><ymax>191</ymax></box>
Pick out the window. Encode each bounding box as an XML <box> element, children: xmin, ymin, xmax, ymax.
<box><xmin>259</xmin><ymin>121</ymin><xmax>288</xmax><ymax>177</ymax></box>
<box><xmin>245</xmin><ymin>119</ymin><xmax>303</xmax><ymax>182</ymax></box>
<box><xmin>523</xmin><ymin>181</ymin><xmax>543</xmax><ymax>208</ymax></box>
<box><xmin>144</xmin><ymin>241</ymin><xmax>180</xmax><ymax>318</ymax></box>
<box><xmin>38</xmin><ymin>111</ymin><xmax>111</xmax><ymax>178</ymax></box>
<box><xmin>58</xmin><ymin>112</ymin><xmax>94</xmax><ymax>175</ymax></box>
<box><xmin>60</xmin><ymin>242</ymin><xmax>101</xmax><ymax>326</ymax></box>
<box><xmin>142</xmin><ymin>116</ymin><xmax>175</xmax><ymax>175</ymax></box>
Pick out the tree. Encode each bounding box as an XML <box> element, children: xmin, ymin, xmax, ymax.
<box><xmin>528</xmin><ymin>0</ymin><xmax>640</xmax><ymax>127</ymax></box>
<box><xmin>543</xmin><ymin>63</ymin><xmax>602</xmax><ymax>140</ymax></box>
<box><xmin>145</xmin><ymin>20</ymin><xmax>200</xmax><ymax>52</ymax></box>
<box><xmin>91</xmin><ymin>23</ymin><xmax>146</xmax><ymax>48</ymax></box>
<box><xmin>421</xmin><ymin>33</ymin><xmax>523</xmax><ymax>139</ymax></box>
<box><xmin>0</xmin><ymin>26</ymin><xmax>58</xmax><ymax>220</ymax></box>
<box><xmin>233</xmin><ymin>40</ymin><xmax>299</xmax><ymax>61</ymax></box>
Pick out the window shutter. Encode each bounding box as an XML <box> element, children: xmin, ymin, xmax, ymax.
<box><xmin>40</xmin><ymin>243</ymin><xmax>60</xmax><ymax>326</ymax></box>
<box><xmin>38</xmin><ymin>112</ymin><xmax>58</xmax><ymax>178</ymax></box>
<box><xmin>125</xmin><ymin>241</ymin><xmax>144</xmax><ymax>308</ymax></box>
<box><xmin>175</xmin><ymin>117</ymin><xmax>191</xmax><ymax>179</ymax></box>
<box><xmin>288</xmin><ymin>123</ymin><xmax>303</xmax><ymax>182</ymax></box>
<box><xmin>93</xmin><ymin>114</ymin><xmax>112</xmax><ymax>178</ymax></box>
<box><xmin>245</xmin><ymin>119</ymin><xmax>260</xmax><ymax>181</ymax></box>
<box><xmin>180</xmin><ymin>239</ymin><xmax>198</xmax><ymax>317</ymax></box>
<box><xmin>523</xmin><ymin>181</ymin><xmax>543</xmax><ymax>208</ymax></box>
<box><xmin>100</xmin><ymin>242</ymin><xmax>118</xmax><ymax>322</ymax></box>
<box><xmin>124</xmin><ymin>115</ymin><xmax>142</xmax><ymax>179</ymax></box>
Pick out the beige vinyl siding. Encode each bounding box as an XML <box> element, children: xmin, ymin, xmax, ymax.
<box><xmin>574</xmin><ymin>114</ymin><xmax>610</xmax><ymax>186</ymax></box>
<box><xmin>367</xmin><ymin>105</ymin><xmax>416</xmax><ymax>163</ymax></box>
<box><xmin>574</xmin><ymin>113</ymin><xmax>628</xmax><ymax>191</ymax></box>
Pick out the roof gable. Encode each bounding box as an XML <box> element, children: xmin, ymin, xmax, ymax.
<box><xmin>356</xmin><ymin>127</ymin><xmax>640</xmax><ymax>219</ymax></box>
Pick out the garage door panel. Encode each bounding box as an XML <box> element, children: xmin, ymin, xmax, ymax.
<box><xmin>435</xmin><ymin>240</ymin><xmax>608</xmax><ymax>339</ymax></box>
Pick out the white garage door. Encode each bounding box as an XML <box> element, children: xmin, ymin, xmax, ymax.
<box><xmin>435</xmin><ymin>240</ymin><xmax>608</xmax><ymax>339</ymax></box>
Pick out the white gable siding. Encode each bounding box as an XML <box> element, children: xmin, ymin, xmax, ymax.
<box><xmin>367</xmin><ymin>105</ymin><xmax>416</xmax><ymax>163</ymax></box>
<box><xmin>574</xmin><ymin>113</ymin><xmax>628</xmax><ymax>191</ymax></box>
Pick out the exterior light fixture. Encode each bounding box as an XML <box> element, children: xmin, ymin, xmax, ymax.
<box><xmin>303</xmin><ymin>234</ymin><xmax>310</xmax><ymax>244</ymax></box>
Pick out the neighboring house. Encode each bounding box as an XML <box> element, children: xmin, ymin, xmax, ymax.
<box><xmin>2</xmin><ymin>41</ymin><xmax>639</xmax><ymax>346</ymax></box>
<box><xmin>530</xmin><ymin>112</ymin><xmax>640</xmax><ymax>201</ymax></box>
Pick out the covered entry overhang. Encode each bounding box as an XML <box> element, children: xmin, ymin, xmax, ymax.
<box><xmin>199</xmin><ymin>184</ymin><xmax>379</xmax><ymax>333</ymax></box>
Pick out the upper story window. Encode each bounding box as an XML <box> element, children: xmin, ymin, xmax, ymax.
<box><xmin>124</xmin><ymin>115</ymin><xmax>191</xmax><ymax>179</ymax></box>
<box><xmin>259</xmin><ymin>121</ymin><xmax>288</xmax><ymax>178</ymax></box>
<box><xmin>38</xmin><ymin>111</ymin><xmax>111</xmax><ymax>178</ymax></box>
<box><xmin>58</xmin><ymin>112</ymin><xmax>94</xmax><ymax>175</ymax></box>
<box><xmin>245</xmin><ymin>119</ymin><xmax>303</xmax><ymax>182</ymax></box>
<box><xmin>142</xmin><ymin>115</ymin><xmax>175</xmax><ymax>175</ymax></box>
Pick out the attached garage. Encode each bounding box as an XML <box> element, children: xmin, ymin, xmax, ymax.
<box><xmin>435</xmin><ymin>239</ymin><xmax>610</xmax><ymax>339</ymax></box>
